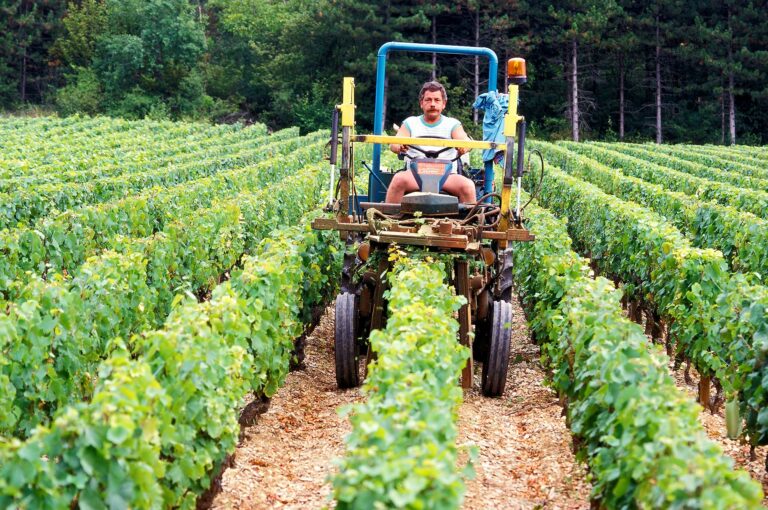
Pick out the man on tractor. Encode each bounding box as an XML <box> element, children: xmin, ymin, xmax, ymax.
<box><xmin>386</xmin><ymin>81</ymin><xmax>477</xmax><ymax>204</ymax></box>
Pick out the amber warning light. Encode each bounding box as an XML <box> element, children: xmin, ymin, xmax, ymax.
<box><xmin>507</xmin><ymin>58</ymin><xmax>527</xmax><ymax>85</ymax></box>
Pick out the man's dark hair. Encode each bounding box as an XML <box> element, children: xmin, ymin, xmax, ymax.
<box><xmin>419</xmin><ymin>81</ymin><xmax>447</xmax><ymax>102</ymax></box>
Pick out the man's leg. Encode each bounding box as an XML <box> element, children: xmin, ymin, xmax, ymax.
<box><xmin>443</xmin><ymin>175</ymin><xmax>477</xmax><ymax>204</ymax></box>
<box><xmin>385</xmin><ymin>171</ymin><xmax>419</xmax><ymax>203</ymax></box>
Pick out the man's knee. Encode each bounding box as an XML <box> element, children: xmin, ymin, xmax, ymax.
<box><xmin>393</xmin><ymin>172</ymin><xmax>416</xmax><ymax>190</ymax></box>
<box><xmin>444</xmin><ymin>175</ymin><xmax>475</xmax><ymax>198</ymax></box>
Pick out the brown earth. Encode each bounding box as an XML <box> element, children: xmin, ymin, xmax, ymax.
<box><xmin>667</xmin><ymin>360</ymin><xmax>768</xmax><ymax>503</ymax></box>
<box><xmin>211</xmin><ymin>307</ymin><xmax>361</xmax><ymax>509</ymax></box>
<box><xmin>459</xmin><ymin>294</ymin><xmax>591</xmax><ymax>509</ymax></box>
<box><xmin>211</xmin><ymin>295</ymin><xmax>592</xmax><ymax>509</ymax></box>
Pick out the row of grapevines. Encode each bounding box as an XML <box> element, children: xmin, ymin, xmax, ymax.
<box><xmin>513</xmin><ymin>199</ymin><xmax>763</xmax><ymax>508</ymax></box>
<box><xmin>0</xmin><ymin>157</ymin><xmax>327</xmax><ymax>437</ymax></box>
<box><xmin>0</xmin><ymin>119</ymin><xmax>228</xmax><ymax>172</ymax></box>
<box><xmin>0</xmin><ymin>115</ymin><xmax>89</xmax><ymax>134</ymax></box>
<box><xmin>525</xmin><ymin>161</ymin><xmax>768</xmax><ymax>445</ymax></box>
<box><xmin>0</xmin><ymin>116</ymin><xmax>235</xmax><ymax>162</ymax></box>
<box><xmin>15</xmin><ymin>121</ymin><xmax>260</xmax><ymax>170</ymax></box>
<box><xmin>678</xmin><ymin>144</ymin><xmax>768</xmax><ymax>174</ymax></box>
<box><xmin>561</xmin><ymin>142</ymin><xmax>768</xmax><ymax>219</ymax></box>
<box><xmin>596</xmin><ymin>142</ymin><xmax>768</xmax><ymax>191</ymax></box>
<box><xmin>0</xmin><ymin>214</ymin><xmax>342</xmax><ymax>509</ymax></box>
<box><xmin>683</xmin><ymin>145</ymin><xmax>768</xmax><ymax>171</ymax></box>
<box><xmin>533</xmin><ymin>141</ymin><xmax>768</xmax><ymax>278</ymax></box>
<box><xmin>332</xmin><ymin>256</ymin><xmax>470</xmax><ymax>509</ymax></box>
<box><xmin>0</xmin><ymin>135</ymin><xmax>326</xmax><ymax>299</ymax></box>
<box><xmin>0</xmin><ymin>124</ymin><xmax>273</xmax><ymax>188</ymax></box>
<box><xmin>0</xmin><ymin>116</ymin><xmax>126</xmax><ymax>145</ymax></box>
<box><xmin>0</xmin><ymin>127</ymin><xmax>315</xmax><ymax>231</ymax></box>
<box><xmin>646</xmin><ymin>143</ymin><xmax>768</xmax><ymax>177</ymax></box>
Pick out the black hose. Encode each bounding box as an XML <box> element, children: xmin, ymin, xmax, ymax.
<box><xmin>463</xmin><ymin>193</ymin><xmax>501</xmax><ymax>215</ymax></box>
<box><xmin>522</xmin><ymin>149</ymin><xmax>545</xmax><ymax>210</ymax></box>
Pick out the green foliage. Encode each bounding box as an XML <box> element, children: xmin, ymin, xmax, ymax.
<box><xmin>528</xmin><ymin>141</ymin><xmax>768</xmax><ymax>448</ymax></box>
<box><xmin>0</xmin><ymin>0</ymin><xmax>67</xmax><ymax>107</ymax></box>
<box><xmin>562</xmin><ymin>142</ymin><xmax>768</xmax><ymax>219</ymax></box>
<box><xmin>53</xmin><ymin>0</ymin><xmax>208</xmax><ymax>119</ymax></box>
<box><xmin>0</xmin><ymin>212</ymin><xmax>343</xmax><ymax>508</ymax></box>
<box><xmin>109</xmin><ymin>86</ymin><xmax>171</xmax><ymax>120</ymax></box>
<box><xmin>333</xmin><ymin>256</ymin><xmax>471</xmax><ymax>509</ymax></box>
<box><xmin>650</xmin><ymin>144</ymin><xmax>768</xmax><ymax>180</ymax></box>
<box><xmin>0</xmin><ymin>351</ymin><xmax>169</xmax><ymax>509</ymax></box>
<box><xmin>513</xmin><ymin>199</ymin><xmax>763</xmax><ymax>508</ymax></box>
<box><xmin>92</xmin><ymin>34</ymin><xmax>144</xmax><ymax>94</ymax></box>
<box><xmin>55</xmin><ymin>67</ymin><xmax>103</xmax><ymax>116</ymax></box>
<box><xmin>595</xmin><ymin>142</ymin><xmax>768</xmax><ymax>193</ymax></box>
<box><xmin>54</xmin><ymin>0</ymin><xmax>109</xmax><ymax>68</ymax></box>
<box><xmin>0</xmin><ymin>129</ymin><xmax>322</xmax><ymax>298</ymax></box>
<box><xmin>0</xmin><ymin>127</ymin><xmax>315</xmax><ymax>233</ymax></box>
<box><xmin>1</xmin><ymin>0</ymin><xmax>767</xmax><ymax>140</ymax></box>
<box><xmin>533</xmin><ymin>141</ymin><xmax>768</xmax><ymax>279</ymax></box>
<box><xmin>0</xmin><ymin>128</ymin><xmax>332</xmax><ymax>437</ymax></box>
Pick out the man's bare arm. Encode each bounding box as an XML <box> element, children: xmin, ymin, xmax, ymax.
<box><xmin>452</xmin><ymin>124</ymin><xmax>471</xmax><ymax>155</ymax></box>
<box><xmin>389</xmin><ymin>123</ymin><xmax>411</xmax><ymax>154</ymax></box>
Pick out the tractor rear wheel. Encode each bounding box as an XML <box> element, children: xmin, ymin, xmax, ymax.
<box><xmin>335</xmin><ymin>292</ymin><xmax>360</xmax><ymax>388</ymax></box>
<box><xmin>482</xmin><ymin>300</ymin><xmax>512</xmax><ymax>397</ymax></box>
<box><xmin>498</xmin><ymin>247</ymin><xmax>514</xmax><ymax>302</ymax></box>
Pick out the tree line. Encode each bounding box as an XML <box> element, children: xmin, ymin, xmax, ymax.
<box><xmin>1</xmin><ymin>0</ymin><xmax>766</xmax><ymax>144</ymax></box>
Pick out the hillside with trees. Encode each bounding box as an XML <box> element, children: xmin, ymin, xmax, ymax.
<box><xmin>1</xmin><ymin>0</ymin><xmax>766</xmax><ymax>143</ymax></box>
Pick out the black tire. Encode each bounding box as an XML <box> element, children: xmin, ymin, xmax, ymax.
<box><xmin>482</xmin><ymin>301</ymin><xmax>513</xmax><ymax>397</ymax></box>
<box><xmin>473</xmin><ymin>289</ymin><xmax>492</xmax><ymax>362</ymax></box>
<box><xmin>498</xmin><ymin>247</ymin><xmax>514</xmax><ymax>302</ymax></box>
<box><xmin>335</xmin><ymin>292</ymin><xmax>360</xmax><ymax>388</ymax></box>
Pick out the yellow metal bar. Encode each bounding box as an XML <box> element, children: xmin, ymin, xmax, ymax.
<box><xmin>340</xmin><ymin>77</ymin><xmax>355</xmax><ymax>127</ymax></box>
<box><xmin>353</xmin><ymin>134</ymin><xmax>503</xmax><ymax>151</ymax></box>
<box><xmin>498</xmin><ymin>187</ymin><xmax>512</xmax><ymax>249</ymax></box>
<box><xmin>498</xmin><ymin>83</ymin><xmax>523</xmax><ymax>246</ymax></box>
<box><xmin>503</xmin><ymin>84</ymin><xmax>520</xmax><ymax>136</ymax></box>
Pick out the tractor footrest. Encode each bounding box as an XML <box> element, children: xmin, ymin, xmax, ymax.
<box><xmin>311</xmin><ymin>218</ymin><xmax>370</xmax><ymax>232</ymax></box>
<box><xmin>359</xmin><ymin>202</ymin><xmax>401</xmax><ymax>215</ymax></box>
<box><xmin>370</xmin><ymin>231</ymin><xmax>473</xmax><ymax>250</ymax></box>
<box><xmin>483</xmin><ymin>228</ymin><xmax>536</xmax><ymax>242</ymax></box>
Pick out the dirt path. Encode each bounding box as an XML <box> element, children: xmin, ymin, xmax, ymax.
<box><xmin>667</xmin><ymin>362</ymin><xmax>768</xmax><ymax>503</ymax></box>
<box><xmin>459</xmin><ymin>295</ymin><xmax>591</xmax><ymax>509</ymax></box>
<box><xmin>211</xmin><ymin>306</ymin><xmax>363</xmax><ymax>509</ymax></box>
<box><xmin>212</xmin><ymin>296</ymin><xmax>591</xmax><ymax>509</ymax></box>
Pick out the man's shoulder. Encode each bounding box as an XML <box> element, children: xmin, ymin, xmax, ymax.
<box><xmin>438</xmin><ymin>114</ymin><xmax>461</xmax><ymax>128</ymax></box>
<box><xmin>443</xmin><ymin>115</ymin><xmax>462</xmax><ymax>131</ymax></box>
<box><xmin>407</xmin><ymin>114</ymin><xmax>461</xmax><ymax>127</ymax></box>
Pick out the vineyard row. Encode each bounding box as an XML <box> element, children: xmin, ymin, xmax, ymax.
<box><xmin>0</xmin><ymin>215</ymin><xmax>341</xmax><ymax>508</ymax></box>
<box><xmin>1</xmin><ymin>152</ymin><xmax>327</xmax><ymax>437</ymax></box>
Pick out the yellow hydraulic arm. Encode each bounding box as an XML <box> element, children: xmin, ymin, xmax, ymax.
<box><xmin>337</xmin><ymin>77</ymin><xmax>355</xmax><ymax>225</ymax></box>
<box><xmin>498</xmin><ymin>58</ymin><xmax>527</xmax><ymax>248</ymax></box>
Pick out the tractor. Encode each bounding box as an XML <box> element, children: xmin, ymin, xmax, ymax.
<box><xmin>312</xmin><ymin>42</ymin><xmax>533</xmax><ymax>397</ymax></box>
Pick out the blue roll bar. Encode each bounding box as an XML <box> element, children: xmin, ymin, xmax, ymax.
<box><xmin>370</xmin><ymin>42</ymin><xmax>499</xmax><ymax>202</ymax></box>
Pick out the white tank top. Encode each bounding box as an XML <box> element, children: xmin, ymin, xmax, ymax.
<box><xmin>402</xmin><ymin>115</ymin><xmax>462</xmax><ymax>171</ymax></box>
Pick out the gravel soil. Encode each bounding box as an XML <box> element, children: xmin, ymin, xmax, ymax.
<box><xmin>211</xmin><ymin>307</ymin><xmax>362</xmax><ymax>509</ymax></box>
<box><xmin>459</xmin><ymin>293</ymin><xmax>591</xmax><ymax>509</ymax></box>
<box><xmin>667</xmin><ymin>360</ymin><xmax>768</xmax><ymax>504</ymax></box>
<box><xmin>211</xmin><ymin>295</ymin><xmax>592</xmax><ymax>509</ymax></box>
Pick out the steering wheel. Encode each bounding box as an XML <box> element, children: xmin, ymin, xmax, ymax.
<box><xmin>398</xmin><ymin>136</ymin><xmax>467</xmax><ymax>176</ymax></box>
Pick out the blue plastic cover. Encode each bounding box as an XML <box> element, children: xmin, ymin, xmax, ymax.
<box><xmin>472</xmin><ymin>91</ymin><xmax>509</xmax><ymax>163</ymax></box>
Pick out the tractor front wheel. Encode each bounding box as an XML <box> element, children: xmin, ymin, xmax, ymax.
<box><xmin>335</xmin><ymin>292</ymin><xmax>361</xmax><ymax>389</ymax></box>
<box><xmin>482</xmin><ymin>300</ymin><xmax>512</xmax><ymax>397</ymax></box>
